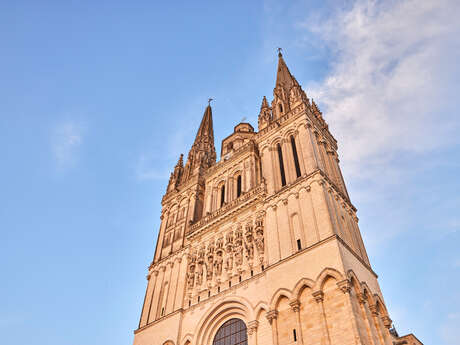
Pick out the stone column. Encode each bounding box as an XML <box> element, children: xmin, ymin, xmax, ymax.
<box><xmin>141</xmin><ymin>269</ymin><xmax>159</xmax><ymax>326</ymax></box>
<box><xmin>266</xmin><ymin>310</ymin><xmax>279</xmax><ymax>345</ymax></box>
<box><xmin>299</xmin><ymin>123</ymin><xmax>320</xmax><ymax>173</ymax></box>
<box><xmin>281</xmin><ymin>138</ymin><xmax>295</xmax><ymax>184</ymax></box>
<box><xmin>289</xmin><ymin>299</ymin><xmax>304</xmax><ymax>345</ymax></box>
<box><xmin>358</xmin><ymin>293</ymin><xmax>377</xmax><ymax>345</ymax></box>
<box><xmin>369</xmin><ymin>304</ymin><xmax>386</xmax><ymax>345</ymax></box>
<box><xmin>312</xmin><ymin>291</ymin><xmax>331</xmax><ymax>345</ymax></box>
<box><xmin>248</xmin><ymin>320</ymin><xmax>259</xmax><ymax>345</ymax></box>
<box><xmin>337</xmin><ymin>280</ymin><xmax>363</xmax><ymax>345</ymax></box>
<box><xmin>260</xmin><ymin>149</ymin><xmax>274</xmax><ymax>195</ymax></box>
<box><xmin>381</xmin><ymin>315</ymin><xmax>393</xmax><ymax>345</ymax></box>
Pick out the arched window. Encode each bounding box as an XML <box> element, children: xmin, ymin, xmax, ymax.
<box><xmin>213</xmin><ymin>318</ymin><xmax>247</xmax><ymax>345</ymax></box>
<box><xmin>236</xmin><ymin>175</ymin><xmax>242</xmax><ymax>198</ymax></box>
<box><xmin>279</xmin><ymin>103</ymin><xmax>283</xmax><ymax>113</ymax></box>
<box><xmin>290</xmin><ymin>135</ymin><xmax>301</xmax><ymax>178</ymax></box>
<box><xmin>220</xmin><ymin>184</ymin><xmax>225</xmax><ymax>207</ymax></box>
<box><xmin>277</xmin><ymin>143</ymin><xmax>287</xmax><ymax>187</ymax></box>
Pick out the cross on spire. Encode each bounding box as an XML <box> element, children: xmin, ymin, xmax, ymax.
<box><xmin>208</xmin><ymin>98</ymin><xmax>213</xmax><ymax>106</ymax></box>
<box><xmin>277</xmin><ymin>47</ymin><xmax>283</xmax><ymax>57</ymax></box>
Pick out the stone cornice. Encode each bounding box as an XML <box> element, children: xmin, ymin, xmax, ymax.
<box><xmin>187</xmin><ymin>184</ymin><xmax>265</xmax><ymax>238</ymax></box>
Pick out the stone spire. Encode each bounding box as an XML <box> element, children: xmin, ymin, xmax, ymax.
<box><xmin>258</xmin><ymin>96</ymin><xmax>272</xmax><ymax>131</ymax></box>
<box><xmin>183</xmin><ymin>105</ymin><xmax>217</xmax><ymax>179</ymax></box>
<box><xmin>166</xmin><ymin>154</ymin><xmax>184</xmax><ymax>192</ymax></box>
<box><xmin>275</xmin><ymin>50</ymin><xmax>298</xmax><ymax>91</ymax></box>
<box><xmin>272</xmin><ymin>50</ymin><xmax>306</xmax><ymax>120</ymax></box>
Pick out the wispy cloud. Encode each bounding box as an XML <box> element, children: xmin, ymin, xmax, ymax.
<box><xmin>303</xmin><ymin>0</ymin><xmax>460</xmax><ymax>179</ymax></box>
<box><xmin>51</xmin><ymin>121</ymin><xmax>84</xmax><ymax>169</ymax></box>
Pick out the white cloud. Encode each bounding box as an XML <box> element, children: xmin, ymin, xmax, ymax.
<box><xmin>51</xmin><ymin>121</ymin><xmax>84</xmax><ymax>169</ymax></box>
<box><xmin>304</xmin><ymin>0</ymin><xmax>460</xmax><ymax>179</ymax></box>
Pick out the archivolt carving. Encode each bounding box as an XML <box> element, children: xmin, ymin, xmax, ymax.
<box><xmin>194</xmin><ymin>297</ymin><xmax>254</xmax><ymax>345</ymax></box>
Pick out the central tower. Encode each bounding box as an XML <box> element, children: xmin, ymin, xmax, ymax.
<box><xmin>133</xmin><ymin>53</ymin><xmax>422</xmax><ymax>345</ymax></box>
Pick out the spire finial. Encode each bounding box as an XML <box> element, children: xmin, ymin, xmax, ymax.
<box><xmin>208</xmin><ymin>98</ymin><xmax>213</xmax><ymax>106</ymax></box>
<box><xmin>277</xmin><ymin>47</ymin><xmax>283</xmax><ymax>57</ymax></box>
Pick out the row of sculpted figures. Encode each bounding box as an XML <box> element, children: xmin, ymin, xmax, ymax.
<box><xmin>186</xmin><ymin>216</ymin><xmax>265</xmax><ymax>292</ymax></box>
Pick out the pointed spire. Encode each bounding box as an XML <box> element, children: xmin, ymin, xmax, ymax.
<box><xmin>261</xmin><ymin>96</ymin><xmax>269</xmax><ymax>110</ymax></box>
<box><xmin>193</xmin><ymin>105</ymin><xmax>215</xmax><ymax>147</ymax></box>
<box><xmin>258</xmin><ymin>96</ymin><xmax>272</xmax><ymax>131</ymax></box>
<box><xmin>275</xmin><ymin>49</ymin><xmax>296</xmax><ymax>90</ymax></box>
<box><xmin>183</xmin><ymin>104</ymin><xmax>217</xmax><ymax>179</ymax></box>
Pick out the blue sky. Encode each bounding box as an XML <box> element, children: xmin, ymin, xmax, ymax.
<box><xmin>1</xmin><ymin>1</ymin><xmax>459</xmax><ymax>344</ymax></box>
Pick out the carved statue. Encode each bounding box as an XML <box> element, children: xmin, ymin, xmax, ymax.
<box><xmin>206</xmin><ymin>254</ymin><xmax>214</xmax><ymax>281</ymax></box>
<box><xmin>234</xmin><ymin>226</ymin><xmax>244</xmax><ymax>266</ymax></box>
<box><xmin>196</xmin><ymin>246</ymin><xmax>205</xmax><ymax>286</ymax></box>
<box><xmin>216</xmin><ymin>236</ymin><xmax>224</xmax><ymax>251</ymax></box>
<box><xmin>195</xmin><ymin>260</ymin><xmax>203</xmax><ymax>286</ymax></box>
<box><xmin>207</xmin><ymin>239</ymin><xmax>215</xmax><ymax>255</ymax></box>
<box><xmin>255</xmin><ymin>218</ymin><xmax>264</xmax><ymax>254</ymax></box>
<box><xmin>214</xmin><ymin>250</ymin><xmax>223</xmax><ymax>276</ymax></box>
<box><xmin>226</xmin><ymin>230</ymin><xmax>233</xmax><ymax>245</ymax></box>
<box><xmin>244</xmin><ymin>222</ymin><xmax>254</xmax><ymax>260</ymax></box>
<box><xmin>187</xmin><ymin>251</ymin><xmax>196</xmax><ymax>289</ymax></box>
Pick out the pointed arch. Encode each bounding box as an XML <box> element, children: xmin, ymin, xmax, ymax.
<box><xmin>360</xmin><ymin>282</ymin><xmax>375</xmax><ymax>305</ymax></box>
<box><xmin>347</xmin><ymin>270</ymin><xmax>363</xmax><ymax>295</ymax></box>
<box><xmin>162</xmin><ymin>340</ymin><xmax>175</xmax><ymax>345</ymax></box>
<box><xmin>254</xmin><ymin>301</ymin><xmax>270</xmax><ymax>319</ymax></box>
<box><xmin>292</xmin><ymin>278</ymin><xmax>315</xmax><ymax>300</ymax></box>
<box><xmin>314</xmin><ymin>267</ymin><xmax>345</xmax><ymax>291</ymax></box>
<box><xmin>269</xmin><ymin>287</ymin><xmax>292</xmax><ymax>310</ymax></box>
<box><xmin>181</xmin><ymin>334</ymin><xmax>193</xmax><ymax>345</ymax></box>
<box><xmin>373</xmin><ymin>294</ymin><xmax>389</xmax><ymax>316</ymax></box>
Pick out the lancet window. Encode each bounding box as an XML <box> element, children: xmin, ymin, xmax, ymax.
<box><xmin>277</xmin><ymin>143</ymin><xmax>287</xmax><ymax>187</ymax></box>
<box><xmin>236</xmin><ymin>175</ymin><xmax>242</xmax><ymax>198</ymax></box>
<box><xmin>220</xmin><ymin>184</ymin><xmax>225</xmax><ymax>207</ymax></box>
<box><xmin>290</xmin><ymin>135</ymin><xmax>301</xmax><ymax>178</ymax></box>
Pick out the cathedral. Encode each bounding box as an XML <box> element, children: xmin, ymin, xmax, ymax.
<box><xmin>132</xmin><ymin>52</ymin><xmax>423</xmax><ymax>345</ymax></box>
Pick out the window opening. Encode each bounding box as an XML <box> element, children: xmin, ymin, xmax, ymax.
<box><xmin>279</xmin><ymin>103</ymin><xmax>283</xmax><ymax>113</ymax></box>
<box><xmin>220</xmin><ymin>184</ymin><xmax>225</xmax><ymax>207</ymax></box>
<box><xmin>212</xmin><ymin>318</ymin><xmax>248</xmax><ymax>345</ymax></box>
<box><xmin>290</xmin><ymin>135</ymin><xmax>301</xmax><ymax>178</ymax></box>
<box><xmin>277</xmin><ymin>143</ymin><xmax>287</xmax><ymax>187</ymax></box>
<box><xmin>297</xmin><ymin>239</ymin><xmax>302</xmax><ymax>251</ymax></box>
<box><xmin>293</xmin><ymin>329</ymin><xmax>297</xmax><ymax>342</ymax></box>
<box><xmin>237</xmin><ymin>175</ymin><xmax>242</xmax><ymax>198</ymax></box>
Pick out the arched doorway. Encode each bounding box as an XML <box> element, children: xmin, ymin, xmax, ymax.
<box><xmin>212</xmin><ymin>318</ymin><xmax>247</xmax><ymax>345</ymax></box>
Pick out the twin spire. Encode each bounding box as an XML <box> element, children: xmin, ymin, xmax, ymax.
<box><xmin>167</xmin><ymin>49</ymin><xmax>318</xmax><ymax>192</ymax></box>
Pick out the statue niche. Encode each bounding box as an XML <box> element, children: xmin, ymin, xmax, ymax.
<box><xmin>187</xmin><ymin>251</ymin><xmax>196</xmax><ymax>290</ymax></box>
<box><xmin>225</xmin><ymin>231</ymin><xmax>234</xmax><ymax>272</ymax></box>
<box><xmin>244</xmin><ymin>221</ymin><xmax>254</xmax><ymax>261</ymax></box>
<box><xmin>195</xmin><ymin>246</ymin><xmax>205</xmax><ymax>286</ymax></box>
<box><xmin>234</xmin><ymin>225</ymin><xmax>244</xmax><ymax>267</ymax></box>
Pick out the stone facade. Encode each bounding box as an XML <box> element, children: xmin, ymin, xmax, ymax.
<box><xmin>132</xmin><ymin>52</ymin><xmax>422</xmax><ymax>345</ymax></box>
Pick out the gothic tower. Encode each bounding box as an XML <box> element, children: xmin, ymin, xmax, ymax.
<box><xmin>133</xmin><ymin>53</ymin><xmax>423</xmax><ymax>345</ymax></box>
